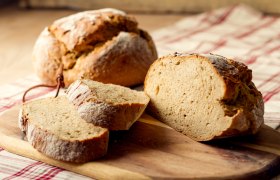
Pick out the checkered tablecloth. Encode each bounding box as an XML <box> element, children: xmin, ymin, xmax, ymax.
<box><xmin>0</xmin><ymin>4</ymin><xmax>280</xmax><ymax>179</ymax></box>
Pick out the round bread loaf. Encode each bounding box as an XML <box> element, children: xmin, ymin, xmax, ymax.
<box><xmin>144</xmin><ymin>53</ymin><xmax>264</xmax><ymax>141</ymax></box>
<box><xmin>33</xmin><ymin>8</ymin><xmax>157</xmax><ymax>87</ymax></box>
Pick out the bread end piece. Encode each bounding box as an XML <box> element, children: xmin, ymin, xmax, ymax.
<box><xmin>144</xmin><ymin>53</ymin><xmax>264</xmax><ymax>141</ymax></box>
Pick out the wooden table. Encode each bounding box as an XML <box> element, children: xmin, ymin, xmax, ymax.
<box><xmin>0</xmin><ymin>5</ymin><xmax>184</xmax><ymax>85</ymax></box>
<box><xmin>1</xmin><ymin>4</ymin><xmax>280</xmax><ymax>179</ymax></box>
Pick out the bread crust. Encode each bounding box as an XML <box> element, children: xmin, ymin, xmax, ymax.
<box><xmin>19</xmin><ymin>99</ymin><xmax>109</xmax><ymax>163</ymax></box>
<box><xmin>33</xmin><ymin>9</ymin><xmax>157</xmax><ymax>87</ymax></box>
<box><xmin>144</xmin><ymin>53</ymin><xmax>264</xmax><ymax>141</ymax></box>
<box><xmin>66</xmin><ymin>80</ymin><xmax>149</xmax><ymax>130</ymax></box>
<box><xmin>26</xmin><ymin>123</ymin><xmax>109</xmax><ymax>163</ymax></box>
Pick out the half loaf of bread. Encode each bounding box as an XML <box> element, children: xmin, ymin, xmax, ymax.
<box><xmin>19</xmin><ymin>96</ymin><xmax>109</xmax><ymax>163</ymax></box>
<box><xmin>144</xmin><ymin>53</ymin><xmax>264</xmax><ymax>141</ymax></box>
<box><xmin>66</xmin><ymin>79</ymin><xmax>150</xmax><ymax>130</ymax></box>
<box><xmin>33</xmin><ymin>8</ymin><xmax>157</xmax><ymax>87</ymax></box>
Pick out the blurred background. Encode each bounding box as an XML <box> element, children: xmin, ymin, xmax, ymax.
<box><xmin>0</xmin><ymin>0</ymin><xmax>280</xmax><ymax>85</ymax></box>
<box><xmin>7</xmin><ymin>0</ymin><xmax>280</xmax><ymax>14</ymax></box>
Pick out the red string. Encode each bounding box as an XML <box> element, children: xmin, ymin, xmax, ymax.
<box><xmin>22</xmin><ymin>65</ymin><xmax>64</xmax><ymax>103</ymax></box>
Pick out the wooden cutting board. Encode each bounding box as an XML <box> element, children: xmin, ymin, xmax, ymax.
<box><xmin>0</xmin><ymin>106</ymin><xmax>280</xmax><ymax>179</ymax></box>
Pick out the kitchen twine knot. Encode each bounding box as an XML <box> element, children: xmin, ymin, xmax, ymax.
<box><xmin>21</xmin><ymin>64</ymin><xmax>64</xmax><ymax>139</ymax></box>
<box><xmin>22</xmin><ymin>64</ymin><xmax>65</xmax><ymax>103</ymax></box>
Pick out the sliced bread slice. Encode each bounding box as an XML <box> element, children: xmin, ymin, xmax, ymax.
<box><xmin>19</xmin><ymin>96</ymin><xmax>109</xmax><ymax>163</ymax></box>
<box><xmin>144</xmin><ymin>53</ymin><xmax>264</xmax><ymax>141</ymax></box>
<box><xmin>66</xmin><ymin>79</ymin><xmax>150</xmax><ymax>130</ymax></box>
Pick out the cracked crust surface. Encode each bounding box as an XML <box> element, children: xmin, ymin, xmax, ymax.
<box><xmin>33</xmin><ymin>8</ymin><xmax>157</xmax><ymax>87</ymax></box>
<box><xmin>66</xmin><ymin>79</ymin><xmax>150</xmax><ymax>130</ymax></box>
<box><xmin>144</xmin><ymin>53</ymin><xmax>264</xmax><ymax>141</ymax></box>
<box><xmin>19</xmin><ymin>96</ymin><xmax>109</xmax><ymax>163</ymax></box>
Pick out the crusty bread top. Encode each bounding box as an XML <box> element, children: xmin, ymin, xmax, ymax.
<box><xmin>50</xmin><ymin>8</ymin><xmax>137</xmax><ymax>51</ymax></box>
<box><xmin>20</xmin><ymin>96</ymin><xmax>108</xmax><ymax>141</ymax></box>
<box><xmin>33</xmin><ymin>8</ymin><xmax>157</xmax><ymax>87</ymax></box>
<box><xmin>62</xmin><ymin>31</ymin><xmax>157</xmax><ymax>86</ymax></box>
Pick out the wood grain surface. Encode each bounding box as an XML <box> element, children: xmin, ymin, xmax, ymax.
<box><xmin>0</xmin><ymin>105</ymin><xmax>280</xmax><ymax>179</ymax></box>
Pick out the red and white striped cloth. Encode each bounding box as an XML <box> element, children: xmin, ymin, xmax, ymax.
<box><xmin>0</xmin><ymin>4</ymin><xmax>280</xmax><ymax>179</ymax></box>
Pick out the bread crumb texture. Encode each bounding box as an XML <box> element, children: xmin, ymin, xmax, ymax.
<box><xmin>20</xmin><ymin>96</ymin><xmax>109</xmax><ymax>163</ymax></box>
<box><xmin>144</xmin><ymin>53</ymin><xmax>264</xmax><ymax>141</ymax></box>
